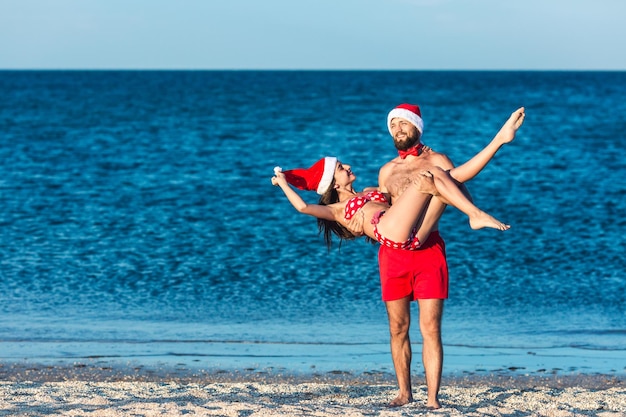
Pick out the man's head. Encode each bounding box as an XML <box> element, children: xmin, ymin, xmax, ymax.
<box><xmin>387</xmin><ymin>103</ymin><xmax>423</xmax><ymax>151</ymax></box>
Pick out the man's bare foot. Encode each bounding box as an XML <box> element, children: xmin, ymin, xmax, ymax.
<box><xmin>495</xmin><ymin>107</ymin><xmax>525</xmax><ymax>145</ymax></box>
<box><xmin>426</xmin><ymin>400</ymin><xmax>442</xmax><ymax>409</ymax></box>
<box><xmin>388</xmin><ymin>394</ymin><xmax>413</xmax><ymax>407</ymax></box>
<box><xmin>469</xmin><ymin>211</ymin><xmax>510</xmax><ymax>231</ymax></box>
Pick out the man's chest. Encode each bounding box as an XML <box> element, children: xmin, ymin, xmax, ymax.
<box><xmin>386</xmin><ymin>157</ymin><xmax>434</xmax><ymax>197</ymax></box>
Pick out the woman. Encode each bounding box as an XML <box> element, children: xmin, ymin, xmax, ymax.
<box><xmin>271</xmin><ymin>154</ymin><xmax>508</xmax><ymax>250</ymax></box>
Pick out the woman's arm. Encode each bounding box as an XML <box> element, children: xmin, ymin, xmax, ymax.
<box><xmin>272</xmin><ymin>172</ymin><xmax>336</xmax><ymax>221</ymax></box>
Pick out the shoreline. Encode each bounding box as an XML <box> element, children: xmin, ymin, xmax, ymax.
<box><xmin>2</xmin><ymin>338</ymin><xmax>623</xmax><ymax>379</ymax></box>
<box><xmin>2</xmin><ymin>360</ymin><xmax>624</xmax><ymax>388</ymax></box>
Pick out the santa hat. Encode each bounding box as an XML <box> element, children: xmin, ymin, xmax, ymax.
<box><xmin>274</xmin><ymin>156</ymin><xmax>338</xmax><ymax>195</ymax></box>
<box><xmin>387</xmin><ymin>103</ymin><xmax>424</xmax><ymax>136</ymax></box>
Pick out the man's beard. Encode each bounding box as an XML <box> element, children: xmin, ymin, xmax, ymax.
<box><xmin>393</xmin><ymin>131</ymin><xmax>421</xmax><ymax>151</ymax></box>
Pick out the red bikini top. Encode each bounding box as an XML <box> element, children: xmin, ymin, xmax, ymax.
<box><xmin>344</xmin><ymin>191</ymin><xmax>388</xmax><ymax>220</ymax></box>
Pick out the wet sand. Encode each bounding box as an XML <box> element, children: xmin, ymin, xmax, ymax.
<box><xmin>1</xmin><ymin>362</ymin><xmax>624</xmax><ymax>416</ymax></box>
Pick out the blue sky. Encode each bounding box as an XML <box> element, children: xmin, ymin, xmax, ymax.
<box><xmin>1</xmin><ymin>0</ymin><xmax>624</xmax><ymax>70</ymax></box>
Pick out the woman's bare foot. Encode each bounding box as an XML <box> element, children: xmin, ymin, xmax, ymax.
<box><xmin>495</xmin><ymin>107</ymin><xmax>525</xmax><ymax>145</ymax></box>
<box><xmin>388</xmin><ymin>394</ymin><xmax>413</xmax><ymax>407</ymax></box>
<box><xmin>469</xmin><ymin>211</ymin><xmax>510</xmax><ymax>231</ymax></box>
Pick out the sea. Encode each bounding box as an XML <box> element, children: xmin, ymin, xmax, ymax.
<box><xmin>0</xmin><ymin>70</ymin><xmax>624</xmax><ymax>379</ymax></box>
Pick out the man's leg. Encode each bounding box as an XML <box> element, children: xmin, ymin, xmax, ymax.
<box><xmin>418</xmin><ymin>298</ymin><xmax>444</xmax><ymax>409</ymax></box>
<box><xmin>385</xmin><ymin>296</ymin><xmax>413</xmax><ymax>407</ymax></box>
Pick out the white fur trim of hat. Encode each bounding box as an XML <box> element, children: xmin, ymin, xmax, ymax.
<box><xmin>317</xmin><ymin>156</ymin><xmax>337</xmax><ymax>194</ymax></box>
<box><xmin>387</xmin><ymin>104</ymin><xmax>424</xmax><ymax>136</ymax></box>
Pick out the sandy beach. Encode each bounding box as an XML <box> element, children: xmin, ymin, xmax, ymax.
<box><xmin>1</xmin><ymin>363</ymin><xmax>624</xmax><ymax>416</ymax></box>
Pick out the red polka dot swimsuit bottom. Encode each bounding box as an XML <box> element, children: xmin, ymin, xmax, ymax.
<box><xmin>371</xmin><ymin>210</ymin><xmax>422</xmax><ymax>250</ymax></box>
<box><xmin>344</xmin><ymin>191</ymin><xmax>422</xmax><ymax>251</ymax></box>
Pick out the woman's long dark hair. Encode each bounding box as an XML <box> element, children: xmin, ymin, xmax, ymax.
<box><xmin>316</xmin><ymin>178</ymin><xmax>374</xmax><ymax>250</ymax></box>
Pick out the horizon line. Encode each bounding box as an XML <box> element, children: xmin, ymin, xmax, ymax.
<box><xmin>1</xmin><ymin>68</ymin><xmax>625</xmax><ymax>72</ymax></box>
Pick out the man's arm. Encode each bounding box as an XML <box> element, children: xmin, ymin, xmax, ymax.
<box><xmin>377</xmin><ymin>162</ymin><xmax>392</xmax><ymax>194</ymax></box>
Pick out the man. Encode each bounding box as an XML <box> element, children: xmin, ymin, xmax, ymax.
<box><xmin>377</xmin><ymin>103</ymin><xmax>525</xmax><ymax>408</ymax></box>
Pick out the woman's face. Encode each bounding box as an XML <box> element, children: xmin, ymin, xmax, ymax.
<box><xmin>333</xmin><ymin>161</ymin><xmax>355</xmax><ymax>186</ymax></box>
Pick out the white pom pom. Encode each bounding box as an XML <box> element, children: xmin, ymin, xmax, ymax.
<box><xmin>274</xmin><ymin>166</ymin><xmax>282</xmax><ymax>175</ymax></box>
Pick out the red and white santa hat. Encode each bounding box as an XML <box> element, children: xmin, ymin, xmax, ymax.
<box><xmin>274</xmin><ymin>156</ymin><xmax>338</xmax><ymax>195</ymax></box>
<box><xmin>387</xmin><ymin>103</ymin><xmax>424</xmax><ymax>136</ymax></box>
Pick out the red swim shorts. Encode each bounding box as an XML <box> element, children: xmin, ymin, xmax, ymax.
<box><xmin>378</xmin><ymin>231</ymin><xmax>448</xmax><ymax>301</ymax></box>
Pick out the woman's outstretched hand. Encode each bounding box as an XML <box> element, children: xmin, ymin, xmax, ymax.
<box><xmin>271</xmin><ymin>172</ymin><xmax>285</xmax><ymax>186</ymax></box>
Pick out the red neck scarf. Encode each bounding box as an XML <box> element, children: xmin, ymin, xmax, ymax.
<box><xmin>398</xmin><ymin>143</ymin><xmax>423</xmax><ymax>159</ymax></box>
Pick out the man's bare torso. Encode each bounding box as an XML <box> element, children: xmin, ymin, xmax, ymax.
<box><xmin>380</xmin><ymin>150</ymin><xmax>446</xmax><ymax>203</ymax></box>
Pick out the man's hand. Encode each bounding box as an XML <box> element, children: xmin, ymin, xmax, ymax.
<box><xmin>413</xmin><ymin>170</ymin><xmax>439</xmax><ymax>196</ymax></box>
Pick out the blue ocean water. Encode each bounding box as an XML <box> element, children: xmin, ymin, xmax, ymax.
<box><xmin>0</xmin><ymin>70</ymin><xmax>624</xmax><ymax>377</ymax></box>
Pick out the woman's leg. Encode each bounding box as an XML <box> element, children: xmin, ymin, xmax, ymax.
<box><xmin>377</xmin><ymin>168</ymin><xmax>509</xmax><ymax>244</ymax></box>
<box><xmin>449</xmin><ymin>107</ymin><xmax>525</xmax><ymax>183</ymax></box>
<box><xmin>429</xmin><ymin>167</ymin><xmax>509</xmax><ymax>231</ymax></box>
<box><xmin>375</xmin><ymin>162</ymin><xmax>511</xmax><ymax>247</ymax></box>
<box><xmin>374</xmin><ymin>172</ymin><xmax>436</xmax><ymax>244</ymax></box>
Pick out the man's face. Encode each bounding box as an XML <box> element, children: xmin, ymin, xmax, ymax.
<box><xmin>389</xmin><ymin>118</ymin><xmax>421</xmax><ymax>151</ymax></box>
